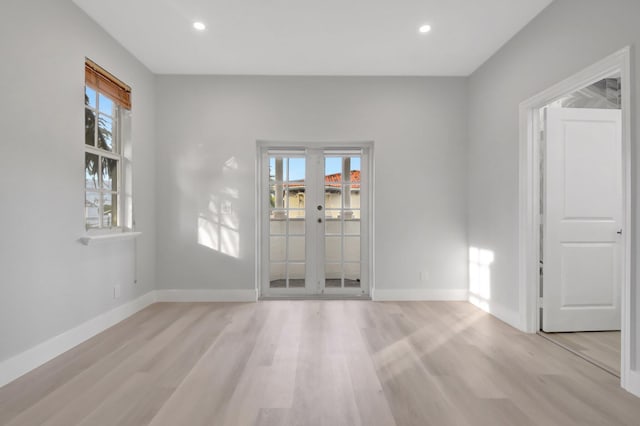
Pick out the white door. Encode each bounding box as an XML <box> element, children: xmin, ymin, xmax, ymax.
<box><xmin>261</xmin><ymin>147</ymin><xmax>369</xmax><ymax>298</ymax></box>
<box><xmin>542</xmin><ymin>108</ymin><xmax>622</xmax><ymax>332</ymax></box>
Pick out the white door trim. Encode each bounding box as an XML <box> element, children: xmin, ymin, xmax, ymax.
<box><xmin>255</xmin><ymin>140</ymin><xmax>375</xmax><ymax>299</ymax></box>
<box><xmin>518</xmin><ymin>47</ymin><xmax>635</xmax><ymax>394</ymax></box>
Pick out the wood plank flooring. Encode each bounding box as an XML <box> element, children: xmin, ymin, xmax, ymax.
<box><xmin>539</xmin><ymin>331</ymin><xmax>621</xmax><ymax>377</ymax></box>
<box><xmin>1</xmin><ymin>301</ymin><xmax>639</xmax><ymax>426</ymax></box>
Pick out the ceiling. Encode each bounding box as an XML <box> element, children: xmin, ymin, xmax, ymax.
<box><xmin>72</xmin><ymin>0</ymin><xmax>553</xmax><ymax>76</ymax></box>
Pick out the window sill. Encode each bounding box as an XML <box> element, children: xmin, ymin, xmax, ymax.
<box><xmin>79</xmin><ymin>231</ymin><xmax>142</xmax><ymax>246</ymax></box>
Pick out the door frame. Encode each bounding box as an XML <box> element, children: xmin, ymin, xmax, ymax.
<box><xmin>255</xmin><ymin>140</ymin><xmax>375</xmax><ymax>299</ymax></box>
<box><xmin>518</xmin><ymin>47</ymin><xmax>637</xmax><ymax>394</ymax></box>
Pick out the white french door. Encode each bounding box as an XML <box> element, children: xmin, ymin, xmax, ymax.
<box><xmin>259</xmin><ymin>146</ymin><xmax>370</xmax><ymax>298</ymax></box>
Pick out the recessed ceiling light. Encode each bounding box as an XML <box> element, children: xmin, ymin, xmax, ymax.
<box><xmin>193</xmin><ymin>22</ymin><xmax>206</xmax><ymax>31</ymax></box>
<box><xmin>419</xmin><ymin>24</ymin><xmax>432</xmax><ymax>34</ymax></box>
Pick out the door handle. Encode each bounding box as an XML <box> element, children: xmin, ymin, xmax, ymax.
<box><xmin>318</xmin><ymin>218</ymin><xmax>323</xmax><ymax>223</ymax></box>
<box><xmin>617</xmin><ymin>229</ymin><xmax>623</xmax><ymax>235</ymax></box>
<box><xmin>317</xmin><ymin>205</ymin><xmax>323</xmax><ymax>211</ymax></box>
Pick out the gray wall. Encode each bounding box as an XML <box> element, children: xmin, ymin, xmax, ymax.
<box><xmin>155</xmin><ymin>76</ymin><xmax>468</xmax><ymax>295</ymax></box>
<box><xmin>0</xmin><ymin>0</ymin><xmax>156</xmax><ymax>362</ymax></box>
<box><xmin>467</xmin><ymin>0</ymin><xmax>639</xmax><ymax>362</ymax></box>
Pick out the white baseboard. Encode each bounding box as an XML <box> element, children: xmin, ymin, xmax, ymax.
<box><xmin>0</xmin><ymin>291</ymin><xmax>157</xmax><ymax>388</ymax></box>
<box><xmin>373</xmin><ymin>288</ymin><xmax>468</xmax><ymax>301</ymax></box>
<box><xmin>624</xmin><ymin>369</ymin><xmax>640</xmax><ymax>398</ymax></box>
<box><xmin>468</xmin><ymin>294</ymin><xmax>521</xmax><ymax>330</ymax></box>
<box><xmin>155</xmin><ymin>289</ymin><xmax>258</xmax><ymax>302</ymax></box>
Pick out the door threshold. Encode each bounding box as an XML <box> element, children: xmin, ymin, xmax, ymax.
<box><xmin>536</xmin><ymin>331</ymin><xmax>620</xmax><ymax>378</ymax></box>
<box><xmin>260</xmin><ymin>294</ymin><xmax>371</xmax><ymax>301</ymax></box>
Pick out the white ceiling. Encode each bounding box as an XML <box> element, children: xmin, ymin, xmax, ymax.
<box><xmin>73</xmin><ymin>0</ymin><xmax>553</xmax><ymax>76</ymax></box>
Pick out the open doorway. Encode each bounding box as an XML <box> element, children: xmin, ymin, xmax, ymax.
<box><xmin>536</xmin><ymin>76</ymin><xmax>623</xmax><ymax>376</ymax></box>
<box><xmin>518</xmin><ymin>47</ymin><xmax>637</xmax><ymax>396</ymax></box>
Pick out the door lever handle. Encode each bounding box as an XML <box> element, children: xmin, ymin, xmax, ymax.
<box><xmin>617</xmin><ymin>229</ymin><xmax>623</xmax><ymax>235</ymax></box>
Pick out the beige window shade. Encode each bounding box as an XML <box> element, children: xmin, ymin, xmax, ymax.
<box><xmin>85</xmin><ymin>60</ymin><xmax>131</xmax><ymax>110</ymax></box>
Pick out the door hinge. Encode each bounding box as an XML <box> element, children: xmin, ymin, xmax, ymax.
<box><xmin>538</xmin><ymin>297</ymin><xmax>544</xmax><ymax>308</ymax></box>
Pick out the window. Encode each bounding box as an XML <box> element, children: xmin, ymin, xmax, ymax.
<box><xmin>84</xmin><ymin>60</ymin><xmax>131</xmax><ymax>231</ymax></box>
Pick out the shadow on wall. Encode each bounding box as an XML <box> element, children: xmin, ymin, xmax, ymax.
<box><xmin>468</xmin><ymin>247</ymin><xmax>494</xmax><ymax>311</ymax></box>
<box><xmin>176</xmin><ymin>146</ymin><xmax>241</xmax><ymax>259</ymax></box>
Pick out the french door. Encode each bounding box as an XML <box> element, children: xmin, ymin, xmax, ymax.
<box><xmin>260</xmin><ymin>146</ymin><xmax>370</xmax><ymax>297</ymax></box>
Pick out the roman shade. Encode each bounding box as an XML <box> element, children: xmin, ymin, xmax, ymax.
<box><xmin>85</xmin><ymin>59</ymin><xmax>131</xmax><ymax>110</ymax></box>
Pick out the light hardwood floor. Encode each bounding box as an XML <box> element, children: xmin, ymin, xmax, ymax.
<box><xmin>539</xmin><ymin>331</ymin><xmax>621</xmax><ymax>377</ymax></box>
<box><xmin>1</xmin><ymin>301</ymin><xmax>639</xmax><ymax>426</ymax></box>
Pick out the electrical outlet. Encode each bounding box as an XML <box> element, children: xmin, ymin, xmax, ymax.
<box><xmin>420</xmin><ymin>271</ymin><xmax>429</xmax><ymax>282</ymax></box>
<box><xmin>113</xmin><ymin>284</ymin><xmax>121</xmax><ymax>299</ymax></box>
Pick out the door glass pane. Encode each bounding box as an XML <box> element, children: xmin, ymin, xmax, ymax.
<box><xmin>270</xmin><ymin>236</ymin><xmax>286</xmax><ymax>261</ymax></box>
<box><xmin>344</xmin><ymin>219</ymin><xmax>360</xmax><ymax>235</ymax></box>
<box><xmin>289</xmin><ymin>191</ymin><xmax>305</xmax><ymax>209</ymax></box>
<box><xmin>288</xmin><ymin>158</ymin><xmax>305</xmax><ymax>181</ymax></box>
<box><xmin>346</xmin><ymin>187</ymin><xmax>361</xmax><ymax>209</ymax></box>
<box><xmin>344</xmin><ymin>237</ymin><xmax>360</xmax><ymax>262</ymax></box>
<box><xmin>325</xmin><ymin>263</ymin><xmax>342</xmax><ymax>288</ymax></box>
<box><xmin>325</xmin><ymin>157</ymin><xmax>342</xmax><ymax>177</ymax></box>
<box><xmin>342</xmin><ymin>157</ymin><xmax>360</xmax><ymax>210</ymax></box>
<box><xmin>325</xmin><ymin>236</ymin><xmax>341</xmax><ymax>262</ymax></box>
<box><xmin>348</xmin><ymin>157</ymin><xmax>361</xmax><ymax>173</ymax></box>
<box><xmin>325</xmin><ymin>218</ymin><xmax>341</xmax><ymax>234</ymax></box>
<box><xmin>288</xmin><ymin>263</ymin><xmax>305</xmax><ymax>288</ymax></box>
<box><xmin>269</xmin><ymin>186</ymin><xmax>276</xmax><ymax>208</ymax></box>
<box><xmin>288</xmin><ymin>209</ymin><xmax>305</xmax><ymax>220</ymax></box>
<box><xmin>270</xmin><ymin>209</ymin><xmax>287</xmax><ymax>220</ymax></box>
<box><xmin>289</xmin><ymin>218</ymin><xmax>305</xmax><ymax>235</ymax></box>
<box><xmin>343</xmin><ymin>184</ymin><xmax>356</xmax><ymax>211</ymax></box>
<box><xmin>344</xmin><ymin>263</ymin><xmax>361</xmax><ymax>288</ymax></box>
<box><xmin>325</xmin><ymin>210</ymin><xmax>341</xmax><ymax>220</ymax></box>
<box><xmin>270</xmin><ymin>263</ymin><xmax>286</xmax><ymax>288</ymax></box>
<box><xmin>270</xmin><ymin>185</ymin><xmax>287</xmax><ymax>209</ymax></box>
<box><xmin>269</xmin><ymin>155</ymin><xmax>306</xmax><ymax>292</ymax></box>
<box><xmin>269</xmin><ymin>157</ymin><xmax>275</xmax><ymax>182</ymax></box>
<box><xmin>269</xmin><ymin>157</ymin><xmax>288</xmax><ymax>182</ymax></box>
<box><xmin>325</xmin><ymin>186</ymin><xmax>342</xmax><ymax>210</ymax></box>
<box><xmin>270</xmin><ymin>219</ymin><xmax>286</xmax><ymax>235</ymax></box>
<box><xmin>289</xmin><ymin>236</ymin><xmax>306</xmax><ymax>261</ymax></box>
